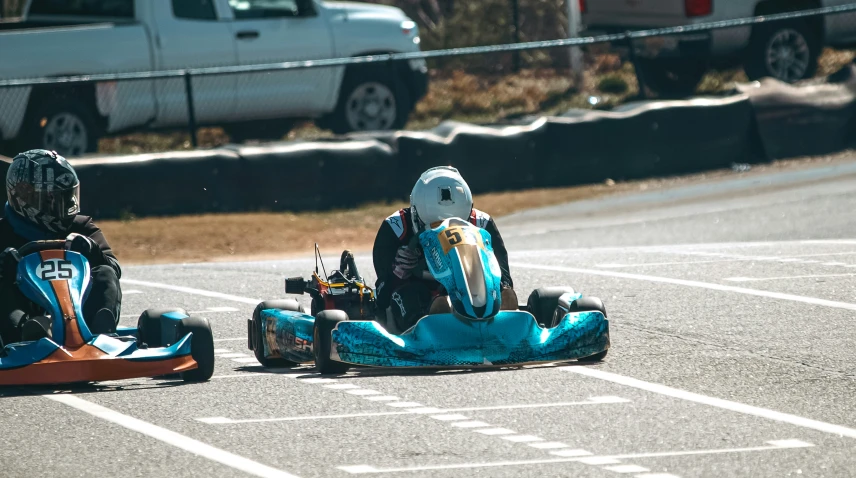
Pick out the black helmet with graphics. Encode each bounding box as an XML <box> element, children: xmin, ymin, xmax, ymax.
<box><xmin>6</xmin><ymin>149</ymin><xmax>80</xmax><ymax>233</ymax></box>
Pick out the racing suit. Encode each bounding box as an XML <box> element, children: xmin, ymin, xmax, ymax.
<box><xmin>372</xmin><ymin>207</ymin><xmax>513</xmax><ymax>331</ymax></box>
<box><xmin>0</xmin><ymin>207</ymin><xmax>122</xmax><ymax>346</ymax></box>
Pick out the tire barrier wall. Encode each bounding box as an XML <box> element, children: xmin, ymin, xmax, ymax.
<box><xmin>0</xmin><ymin>67</ymin><xmax>854</xmax><ymax>220</ymax></box>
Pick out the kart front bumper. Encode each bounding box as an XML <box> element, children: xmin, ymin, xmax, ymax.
<box><xmin>330</xmin><ymin>310</ymin><xmax>609</xmax><ymax>368</ymax></box>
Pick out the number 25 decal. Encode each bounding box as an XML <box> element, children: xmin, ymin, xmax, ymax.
<box><xmin>37</xmin><ymin>259</ymin><xmax>74</xmax><ymax>281</ymax></box>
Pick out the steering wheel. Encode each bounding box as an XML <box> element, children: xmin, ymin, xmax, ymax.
<box><xmin>18</xmin><ymin>239</ymin><xmax>71</xmax><ymax>257</ymax></box>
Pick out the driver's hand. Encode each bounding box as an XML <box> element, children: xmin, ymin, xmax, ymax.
<box><xmin>0</xmin><ymin>247</ymin><xmax>21</xmax><ymax>284</ymax></box>
<box><xmin>393</xmin><ymin>245</ymin><xmax>422</xmax><ymax>279</ymax></box>
<box><xmin>67</xmin><ymin>234</ymin><xmax>99</xmax><ymax>259</ymax></box>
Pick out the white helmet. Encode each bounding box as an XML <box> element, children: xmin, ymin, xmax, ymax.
<box><xmin>410</xmin><ymin>166</ymin><xmax>473</xmax><ymax>233</ymax></box>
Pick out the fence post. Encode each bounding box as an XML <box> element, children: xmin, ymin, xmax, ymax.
<box><xmin>183</xmin><ymin>72</ymin><xmax>199</xmax><ymax>148</ymax></box>
<box><xmin>510</xmin><ymin>0</ymin><xmax>521</xmax><ymax>72</ymax></box>
<box><xmin>566</xmin><ymin>0</ymin><xmax>584</xmax><ymax>90</ymax></box>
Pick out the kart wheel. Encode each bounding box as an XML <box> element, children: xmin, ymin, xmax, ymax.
<box><xmin>137</xmin><ymin>308</ymin><xmax>188</xmax><ymax>347</ymax></box>
<box><xmin>313</xmin><ymin>310</ymin><xmax>351</xmax><ymax>375</ymax></box>
<box><xmin>526</xmin><ymin>287</ymin><xmax>576</xmax><ymax>327</ymax></box>
<box><xmin>178</xmin><ymin>316</ymin><xmax>215</xmax><ymax>382</ymax></box>
<box><xmin>251</xmin><ymin>300</ymin><xmax>304</xmax><ymax>368</ymax></box>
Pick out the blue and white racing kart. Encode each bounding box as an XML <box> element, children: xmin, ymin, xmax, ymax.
<box><xmin>248</xmin><ymin>217</ymin><xmax>610</xmax><ymax>374</ymax></box>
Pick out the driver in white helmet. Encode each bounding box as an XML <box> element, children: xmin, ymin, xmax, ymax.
<box><xmin>372</xmin><ymin>166</ymin><xmax>515</xmax><ymax>332</ymax></box>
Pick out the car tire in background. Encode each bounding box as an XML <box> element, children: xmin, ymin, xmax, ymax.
<box><xmin>744</xmin><ymin>19</ymin><xmax>820</xmax><ymax>83</ymax></box>
<box><xmin>20</xmin><ymin>97</ymin><xmax>100</xmax><ymax>157</ymax></box>
<box><xmin>250</xmin><ymin>299</ymin><xmax>305</xmax><ymax>368</ymax></box>
<box><xmin>321</xmin><ymin>64</ymin><xmax>412</xmax><ymax>135</ymax></box>
<box><xmin>633</xmin><ymin>57</ymin><xmax>708</xmax><ymax>98</ymax></box>
<box><xmin>313</xmin><ymin>309</ymin><xmax>351</xmax><ymax>375</ymax></box>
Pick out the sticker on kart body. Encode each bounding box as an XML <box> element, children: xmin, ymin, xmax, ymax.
<box><xmin>437</xmin><ymin>226</ymin><xmax>484</xmax><ymax>254</ymax></box>
<box><xmin>36</xmin><ymin>259</ymin><xmax>74</xmax><ymax>281</ymax></box>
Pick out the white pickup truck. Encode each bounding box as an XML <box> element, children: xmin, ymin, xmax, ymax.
<box><xmin>0</xmin><ymin>0</ymin><xmax>428</xmax><ymax>156</ymax></box>
<box><xmin>581</xmin><ymin>0</ymin><xmax>856</xmax><ymax>96</ymax></box>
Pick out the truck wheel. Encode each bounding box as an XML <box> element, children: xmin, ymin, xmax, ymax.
<box><xmin>251</xmin><ymin>300</ymin><xmax>304</xmax><ymax>368</ymax></box>
<box><xmin>178</xmin><ymin>316</ymin><xmax>215</xmax><ymax>382</ymax></box>
<box><xmin>744</xmin><ymin>20</ymin><xmax>820</xmax><ymax>83</ymax></box>
<box><xmin>313</xmin><ymin>310</ymin><xmax>351</xmax><ymax>375</ymax></box>
<box><xmin>323</xmin><ymin>66</ymin><xmax>411</xmax><ymax>134</ymax></box>
<box><xmin>21</xmin><ymin>98</ymin><xmax>99</xmax><ymax>157</ymax></box>
<box><xmin>526</xmin><ymin>287</ymin><xmax>576</xmax><ymax>327</ymax></box>
<box><xmin>634</xmin><ymin>58</ymin><xmax>707</xmax><ymax>98</ymax></box>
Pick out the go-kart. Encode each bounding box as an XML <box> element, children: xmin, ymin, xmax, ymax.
<box><xmin>248</xmin><ymin>217</ymin><xmax>610</xmax><ymax>374</ymax></box>
<box><xmin>0</xmin><ymin>239</ymin><xmax>215</xmax><ymax>386</ymax></box>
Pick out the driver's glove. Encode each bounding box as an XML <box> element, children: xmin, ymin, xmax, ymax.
<box><xmin>67</xmin><ymin>234</ymin><xmax>105</xmax><ymax>264</ymax></box>
<box><xmin>0</xmin><ymin>247</ymin><xmax>22</xmax><ymax>285</ymax></box>
<box><xmin>392</xmin><ymin>245</ymin><xmax>422</xmax><ymax>280</ymax></box>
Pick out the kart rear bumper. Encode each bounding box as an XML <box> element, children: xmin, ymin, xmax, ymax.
<box><xmin>330</xmin><ymin>310</ymin><xmax>609</xmax><ymax>368</ymax></box>
<box><xmin>0</xmin><ymin>333</ymin><xmax>197</xmax><ymax>386</ymax></box>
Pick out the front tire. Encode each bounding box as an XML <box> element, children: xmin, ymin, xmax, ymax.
<box><xmin>313</xmin><ymin>310</ymin><xmax>351</xmax><ymax>375</ymax></box>
<box><xmin>323</xmin><ymin>65</ymin><xmax>411</xmax><ymax>135</ymax></box>
<box><xmin>178</xmin><ymin>316</ymin><xmax>215</xmax><ymax>382</ymax></box>
<box><xmin>251</xmin><ymin>299</ymin><xmax>305</xmax><ymax>368</ymax></box>
<box><xmin>744</xmin><ymin>20</ymin><xmax>820</xmax><ymax>83</ymax></box>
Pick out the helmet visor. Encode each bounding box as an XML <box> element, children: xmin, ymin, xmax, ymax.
<box><xmin>8</xmin><ymin>179</ymin><xmax>80</xmax><ymax>227</ymax></box>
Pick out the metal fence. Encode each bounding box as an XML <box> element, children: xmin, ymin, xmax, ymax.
<box><xmin>2</xmin><ymin>3</ymin><xmax>856</xmax><ymax>158</ymax></box>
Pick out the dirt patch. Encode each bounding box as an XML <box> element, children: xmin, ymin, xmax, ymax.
<box><xmin>101</xmin><ymin>151</ymin><xmax>856</xmax><ymax>265</ymax></box>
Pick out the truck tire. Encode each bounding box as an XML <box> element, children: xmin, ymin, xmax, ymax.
<box><xmin>322</xmin><ymin>65</ymin><xmax>411</xmax><ymax>135</ymax></box>
<box><xmin>744</xmin><ymin>19</ymin><xmax>820</xmax><ymax>83</ymax></box>
<box><xmin>21</xmin><ymin>98</ymin><xmax>100</xmax><ymax>157</ymax></box>
<box><xmin>634</xmin><ymin>58</ymin><xmax>707</xmax><ymax>98</ymax></box>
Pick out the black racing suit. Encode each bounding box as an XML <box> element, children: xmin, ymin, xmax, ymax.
<box><xmin>0</xmin><ymin>213</ymin><xmax>122</xmax><ymax>345</ymax></box>
<box><xmin>372</xmin><ymin>207</ymin><xmax>513</xmax><ymax>331</ymax></box>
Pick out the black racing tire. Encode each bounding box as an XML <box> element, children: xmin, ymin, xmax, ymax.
<box><xmin>322</xmin><ymin>64</ymin><xmax>411</xmax><ymax>135</ymax></box>
<box><xmin>744</xmin><ymin>19</ymin><xmax>820</xmax><ymax>83</ymax></box>
<box><xmin>526</xmin><ymin>287</ymin><xmax>576</xmax><ymax>327</ymax></box>
<box><xmin>251</xmin><ymin>299</ymin><xmax>305</xmax><ymax>368</ymax></box>
<box><xmin>178</xmin><ymin>316</ymin><xmax>215</xmax><ymax>382</ymax></box>
<box><xmin>20</xmin><ymin>97</ymin><xmax>100</xmax><ymax>157</ymax></box>
<box><xmin>313</xmin><ymin>310</ymin><xmax>351</xmax><ymax>375</ymax></box>
<box><xmin>634</xmin><ymin>58</ymin><xmax>707</xmax><ymax>98</ymax></box>
<box><xmin>137</xmin><ymin>308</ymin><xmax>188</xmax><ymax>348</ymax></box>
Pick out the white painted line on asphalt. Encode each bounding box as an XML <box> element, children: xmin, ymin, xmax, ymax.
<box><xmin>596</xmin><ymin>259</ymin><xmax>745</xmax><ymax>269</ymax></box>
<box><xmin>213</xmin><ymin>337</ymin><xmax>246</xmax><ymax>342</ymax></box>
<box><xmin>336</xmin><ymin>439</ymin><xmax>815</xmax><ymax>473</ymax></box>
<box><xmin>219</xmin><ymin>353</ymin><xmax>249</xmax><ymax>358</ymax></box>
<box><xmin>363</xmin><ymin>395</ymin><xmax>399</xmax><ymax>401</ymax></box>
<box><xmin>197</xmin><ymin>411</ymin><xmax>416</xmax><ymax>424</ymax></box>
<box><xmin>386</xmin><ymin>402</ymin><xmax>423</xmax><ymax>408</ymax></box>
<box><xmin>565</xmin><ymin>366</ymin><xmax>856</xmax><ymax>439</ymax></box>
<box><xmin>501</xmin><ymin>435</ymin><xmax>543</xmax><ymax>443</ymax></box>
<box><xmin>301</xmin><ymin>378</ymin><xmax>338</xmax><ymax>384</ymax></box>
<box><xmin>635</xmin><ymin>474</ymin><xmax>680</xmax><ymax>478</ymax></box>
<box><xmin>512</xmin><ymin>262</ymin><xmax>856</xmax><ymax>311</ymax></box>
<box><xmin>121</xmin><ymin>279</ymin><xmax>262</xmax><ymax>305</ymax></box>
<box><xmin>123</xmin><ymin>289</ymin><xmax>144</xmax><ymax>295</ymax></box>
<box><xmin>430</xmin><ymin>414</ymin><xmax>469</xmax><ymax>421</ymax></box>
<box><xmin>549</xmin><ymin>449</ymin><xmax>594</xmax><ymax>457</ymax></box>
<box><xmin>726</xmin><ymin>273</ymin><xmax>856</xmax><ymax>282</ymax></box>
<box><xmin>473</xmin><ymin>428</ymin><xmax>516</xmax><ymax>435</ymax></box>
<box><xmin>604</xmin><ymin>464</ymin><xmax>650</xmax><ymax>473</ymax></box>
<box><xmin>528</xmin><ymin>442</ymin><xmax>571</xmax><ymax>450</ymax></box>
<box><xmin>233</xmin><ymin>357</ymin><xmax>260</xmax><ymax>364</ymax></box>
<box><xmin>206</xmin><ymin>306</ymin><xmax>240</xmax><ymax>312</ymax></box>
<box><xmin>324</xmin><ymin>383</ymin><xmax>361</xmax><ymax>390</ymax></box>
<box><xmin>347</xmin><ymin>389</ymin><xmax>383</xmax><ymax>396</ymax></box>
<box><xmin>823</xmin><ymin>262</ymin><xmax>848</xmax><ymax>266</ymax></box>
<box><xmin>406</xmin><ymin>407</ymin><xmax>445</xmax><ymax>414</ymax></box>
<box><xmin>213</xmin><ymin>349</ymin><xmax>232</xmax><ymax>354</ymax></box>
<box><xmin>579</xmin><ymin>457</ymin><xmax>622</xmax><ymax>465</ymax></box>
<box><xmin>46</xmin><ymin>394</ymin><xmax>301</xmax><ymax>478</ymax></box>
<box><xmin>448</xmin><ymin>398</ymin><xmax>630</xmax><ymax>412</ymax></box>
<box><xmin>451</xmin><ymin>421</ymin><xmax>491</xmax><ymax>428</ymax></box>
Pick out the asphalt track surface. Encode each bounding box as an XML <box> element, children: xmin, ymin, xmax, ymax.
<box><xmin>5</xmin><ymin>160</ymin><xmax>856</xmax><ymax>477</ymax></box>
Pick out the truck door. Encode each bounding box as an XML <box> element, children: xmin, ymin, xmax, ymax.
<box><xmin>224</xmin><ymin>0</ymin><xmax>337</xmax><ymax>120</ymax></box>
<box><xmin>150</xmin><ymin>0</ymin><xmax>238</xmax><ymax>127</ymax></box>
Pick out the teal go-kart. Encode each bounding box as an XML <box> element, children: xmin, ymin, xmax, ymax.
<box><xmin>248</xmin><ymin>217</ymin><xmax>610</xmax><ymax>374</ymax></box>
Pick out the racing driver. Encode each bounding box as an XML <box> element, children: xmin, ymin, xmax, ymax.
<box><xmin>372</xmin><ymin>166</ymin><xmax>515</xmax><ymax>332</ymax></box>
<box><xmin>0</xmin><ymin>149</ymin><xmax>122</xmax><ymax>347</ymax></box>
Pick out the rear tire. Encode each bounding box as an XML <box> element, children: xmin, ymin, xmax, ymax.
<box><xmin>313</xmin><ymin>310</ymin><xmax>351</xmax><ymax>375</ymax></box>
<box><xmin>178</xmin><ymin>316</ymin><xmax>215</xmax><ymax>382</ymax></box>
<box><xmin>251</xmin><ymin>299</ymin><xmax>305</xmax><ymax>368</ymax></box>
<box><xmin>526</xmin><ymin>287</ymin><xmax>576</xmax><ymax>327</ymax></box>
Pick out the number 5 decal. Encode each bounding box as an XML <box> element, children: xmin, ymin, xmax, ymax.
<box><xmin>445</xmin><ymin>229</ymin><xmax>462</xmax><ymax>245</ymax></box>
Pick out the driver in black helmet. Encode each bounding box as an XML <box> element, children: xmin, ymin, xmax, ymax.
<box><xmin>0</xmin><ymin>149</ymin><xmax>122</xmax><ymax>347</ymax></box>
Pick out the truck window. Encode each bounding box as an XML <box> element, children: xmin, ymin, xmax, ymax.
<box><xmin>28</xmin><ymin>0</ymin><xmax>134</xmax><ymax>18</ymax></box>
<box><xmin>172</xmin><ymin>0</ymin><xmax>217</xmax><ymax>21</ymax></box>
<box><xmin>229</xmin><ymin>0</ymin><xmax>299</xmax><ymax>19</ymax></box>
